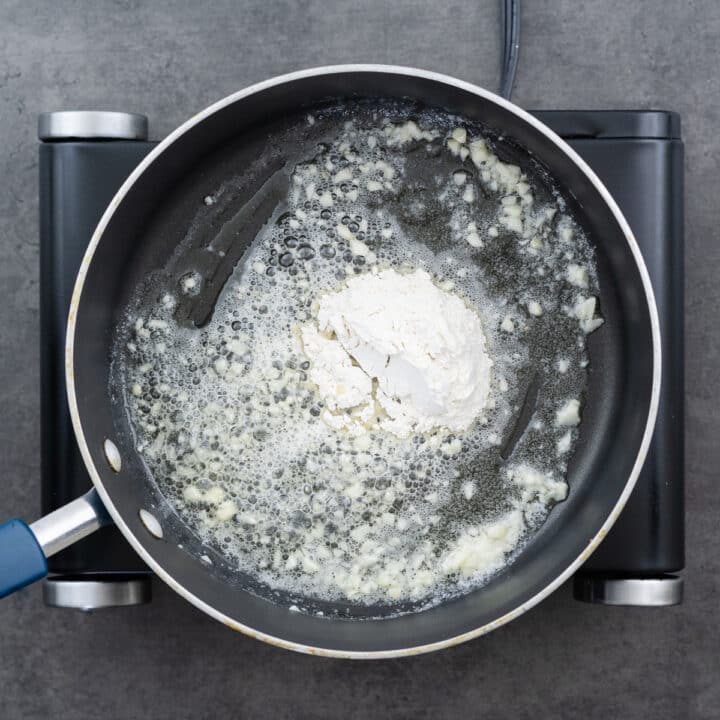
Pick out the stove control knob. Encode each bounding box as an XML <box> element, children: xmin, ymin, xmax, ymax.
<box><xmin>573</xmin><ymin>574</ymin><xmax>683</xmax><ymax>606</ymax></box>
<box><xmin>43</xmin><ymin>576</ymin><xmax>151</xmax><ymax>610</ymax></box>
<box><xmin>38</xmin><ymin>111</ymin><xmax>148</xmax><ymax>141</ymax></box>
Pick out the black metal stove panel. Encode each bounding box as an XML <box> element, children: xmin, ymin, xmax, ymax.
<box><xmin>40</xmin><ymin>141</ymin><xmax>155</xmax><ymax>575</ymax></box>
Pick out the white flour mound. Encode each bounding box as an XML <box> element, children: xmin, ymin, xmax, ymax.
<box><xmin>301</xmin><ymin>268</ymin><xmax>493</xmax><ymax>438</ymax></box>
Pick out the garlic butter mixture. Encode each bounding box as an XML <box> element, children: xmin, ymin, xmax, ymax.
<box><xmin>117</xmin><ymin>102</ymin><xmax>603</xmax><ymax>612</ymax></box>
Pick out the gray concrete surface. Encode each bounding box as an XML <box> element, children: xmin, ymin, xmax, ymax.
<box><xmin>0</xmin><ymin>1</ymin><xmax>718</xmax><ymax>717</ymax></box>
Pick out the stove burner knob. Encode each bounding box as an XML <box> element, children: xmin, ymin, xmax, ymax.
<box><xmin>573</xmin><ymin>574</ymin><xmax>683</xmax><ymax>606</ymax></box>
<box><xmin>43</xmin><ymin>576</ymin><xmax>151</xmax><ymax>610</ymax></box>
<box><xmin>38</xmin><ymin>111</ymin><xmax>148</xmax><ymax>141</ymax></box>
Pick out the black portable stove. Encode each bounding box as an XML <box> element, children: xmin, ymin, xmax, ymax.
<box><xmin>37</xmin><ymin>109</ymin><xmax>684</xmax><ymax>610</ymax></box>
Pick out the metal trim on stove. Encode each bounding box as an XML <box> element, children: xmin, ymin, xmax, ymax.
<box><xmin>38</xmin><ymin>111</ymin><xmax>148</xmax><ymax>142</ymax></box>
<box><xmin>573</xmin><ymin>574</ymin><xmax>683</xmax><ymax>606</ymax></box>
<box><xmin>43</xmin><ymin>576</ymin><xmax>152</xmax><ymax>610</ymax></box>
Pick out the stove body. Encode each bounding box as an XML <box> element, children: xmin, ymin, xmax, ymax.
<box><xmin>38</xmin><ymin>109</ymin><xmax>684</xmax><ymax>610</ymax></box>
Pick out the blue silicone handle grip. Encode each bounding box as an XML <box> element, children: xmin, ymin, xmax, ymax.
<box><xmin>0</xmin><ymin>519</ymin><xmax>48</xmax><ymax>598</ymax></box>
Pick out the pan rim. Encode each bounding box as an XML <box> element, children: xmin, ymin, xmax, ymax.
<box><xmin>65</xmin><ymin>63</ymin><xmax>662</xmax><ymax>659</ymax></box>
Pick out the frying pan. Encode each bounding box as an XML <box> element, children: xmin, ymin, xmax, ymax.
<box><xmin>0</xmin><ymin>66</ymin><xmax>660</xmax><ymax>657</ymax></box>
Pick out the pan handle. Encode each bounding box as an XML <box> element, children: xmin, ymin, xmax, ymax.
<box><xmin>0</xmin><ymin>489</ymin><xmax>111</xmax><ymax>598</ymax></box>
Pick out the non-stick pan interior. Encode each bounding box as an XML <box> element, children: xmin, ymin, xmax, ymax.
<box><xmin>71</xmin><ymin>69</ymin><xmax>656</xmax><ymax>654</ymax></box>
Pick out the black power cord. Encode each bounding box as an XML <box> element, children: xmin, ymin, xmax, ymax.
<box><xmin>499</xmin><ymin>0</ymin><xmax>521</xmax><ymax>99</ymax></box>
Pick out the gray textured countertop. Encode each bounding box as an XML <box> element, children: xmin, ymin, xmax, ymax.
<box><xmin>1</xmin><ymin>1</ymin><xmax>718</xmax><ymax>718</ymax></box>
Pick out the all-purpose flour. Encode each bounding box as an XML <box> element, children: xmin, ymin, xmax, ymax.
<box><xmin>302</xmin><ymin>268</ymin><xmax>493</xmax><ymax>438</ymax></box>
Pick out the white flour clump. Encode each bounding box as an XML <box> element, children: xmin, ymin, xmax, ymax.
<box><xmin>301</xmin><ymin>268</ymin><xmax>493</xmax><ymax>438</ymax></box>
